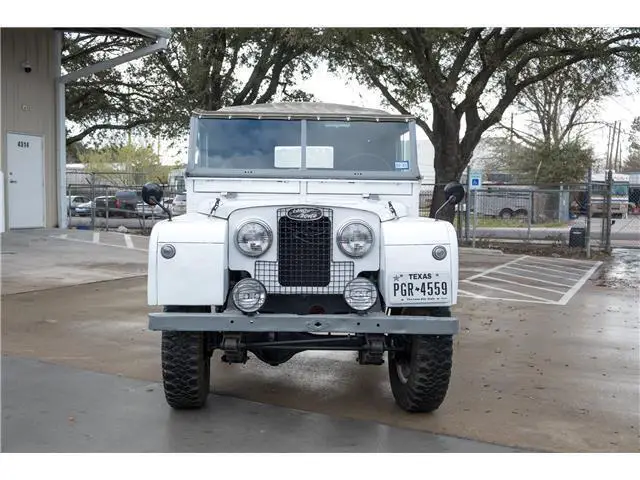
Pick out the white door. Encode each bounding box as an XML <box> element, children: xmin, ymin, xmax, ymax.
<box><xmin>7</xmin><ymin>133</ymin><xmax>45</xmax><ymax>229</ymax></box>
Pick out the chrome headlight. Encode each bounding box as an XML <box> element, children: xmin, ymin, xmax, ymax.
<box><xmin>235</xmin><ymin>220</ymin><xmax>273</xmax><ymax>257</ymax></box>
<box><xmin>337</xmin><ymin>221</ymin><xmax>374</xmax><ymax>258</ymax></box>
<box><xmin>231</xmin><ymin>278</ymin><xmax>267</xmax><ymax>313</ymax></box>
<box><xmin>343</xmin><ymin>277</ymin><xmax>378</xmax><ymax>312</ymax></box>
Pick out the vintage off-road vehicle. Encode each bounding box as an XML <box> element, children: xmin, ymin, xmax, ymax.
<box><xmin>142</xmin><ymin>102</ymin><xmax>465</xmax><ymax>413</ymax></box>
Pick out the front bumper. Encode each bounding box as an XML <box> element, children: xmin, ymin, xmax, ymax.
<box><xmin>149</xmin><ymin>311</ymin><xmax>458</xmax><ymax>335</ymax></box>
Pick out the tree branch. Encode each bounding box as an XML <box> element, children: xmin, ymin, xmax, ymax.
<box><xmin>446</xmin><ymin>28</ymin><xmax>482</xmax><ymax>90</ymax></box>
<box><xmin>232</xmin><ymin>31</ymin><xmax>280</xmax><ymax>104</ymax></box>
<box><xmin>66</xmin><ymin>120</ymin><xmax>154</xmax><ymax>146</ymax></box>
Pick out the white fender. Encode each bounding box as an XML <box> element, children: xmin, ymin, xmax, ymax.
<box><xmin>147</xmin><ymin>214</ymin><xmax>229</xmax><ymax>306</ymax></box>
<box><xmin>379</xmin><ymin>217</ymin><xmax>459</xmax><ymax>308</ymax></box>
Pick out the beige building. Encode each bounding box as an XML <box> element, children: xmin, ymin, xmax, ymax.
<box><xmin>0</xmin><ymin>27</ymin><xmax>170</xmax><ymax>232</ymax></box>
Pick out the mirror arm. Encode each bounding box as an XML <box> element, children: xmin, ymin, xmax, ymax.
<box><xmin>434</xmin><ymin>195</ymin><xmax>455</xmax><ymax>221</ymax></box>
<box><xmin>150</xmin><ymin>198</ymin><xmax>172</xmax><ymax>222</ymax></box>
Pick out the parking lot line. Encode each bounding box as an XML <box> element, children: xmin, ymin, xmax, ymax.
<box><xmin>520</xmin><ymin>259</ymin><xmax>591</xmax><ymax>273</ymax></box>
<box><xmin>481</xmin><ymin>275</ymin><xmax>565</xmax><ymax>294</ymax></box>
<box><xmin>557</xmin><ymin>261</ymin><xmax>603</xmax><ymax>306</ymax></box>
<box><xmin>501</xmin><ymin>265</ymin><xmax>574</xmax><ymax>281</ymax></box>
<box><xmin>461</xmin><ymin>255</ymin><xmax>602</xmax><ymax>305</ymax></box>
<box><xmin>93</xmin><ymin>232</ymin><xmax>99</xmax><ymax>244</ymax></box>
<box><xmin>124</xmin><ymin>234</ymin><xmax>134</xmax><ymax>249</ymax></box>
<box><xmin>463</xmin><ymin>256</ymin><xmax>527</xmax><ymax>282</ymax></box>
<box><xmin>457</xmin><ymin>290</ymin><xmax>552</xmax><ymax>305</ymax></box>
<box><xmin>462</xmin><ymin>280</ymin><xmax>554</xmax><ymax>302</ymax></box>
<box><xmin>497</xmin><ymin>270</ymin><xmax>574</xmax><ymax>288</ymax></box>
<box><xmin>49</xmin><ymin>235</ymin><xmax>147</xmax><ymax>253</ymax></box>
<box><xmin>516</xmin><ymin>262</ymin><xmax>582</xmax><ymax>277</ymax></box>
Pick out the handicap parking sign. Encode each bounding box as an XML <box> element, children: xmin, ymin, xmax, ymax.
<box><xmin>469</xmin><ymin>171</ymin><xmax>482</xmax><ymax>189</ymax></box>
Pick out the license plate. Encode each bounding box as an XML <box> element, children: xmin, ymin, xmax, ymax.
<box><xmin>389</xmin><ymin>272</ymin><xmax>450</xmax><ymax>304</ymax></box>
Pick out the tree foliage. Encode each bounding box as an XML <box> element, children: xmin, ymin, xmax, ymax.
<box><xmin>63</xmin><ymin>33</ymin><xmax>155</xmax><ymax>146</ymax></box>
<box><xmin>485</xmin><ymin>136</ymin><xmax>594</xmax><ymax>184</ymax></box>
<box><xmin>64</xmin><ymin>28</ymin><xmax>323</xmax><ymax>146</ymax></box>
<box><xmin>506</xmin><ymin>63</ymin><xmax>616</xmax><ymax>148</ymax></box>
<box><xmin>623</xmin><ymin>116</ymin><xmax>640</xmax><ymax>172</ymax></box>
<box><xmin>78</xmin><ymin>143</ymin><xmax>171</xmax><ymax>186</ymax></box>
<box><xmin>324</xmin><ymin>28</ymin><xmax>640</xmax><ymax>219</ymax></box>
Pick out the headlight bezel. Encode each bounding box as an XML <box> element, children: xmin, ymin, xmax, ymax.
<box><xmin>336</xmin><ymin>220</ymin><xmax>375</xmax><ymax>258</ymax></box>
<box><xmin>235</xmin><ymin>219</ymin><xmax>273</xmax><ymax>257</ymax></box>
<box><xmin>343</xmin><ymin>277</ymin><xmax>378</xmax><ymax>312</ymax></box>
<box><xmin>231</xmin><ymin>278</ymin><xmax>267</xmax><ymax>313</ymax></box>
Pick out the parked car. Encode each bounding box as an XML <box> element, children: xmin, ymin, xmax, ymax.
<box><xmin>113</xmin><ymin>190</ymin><xmax>141</xmax><ymax>217</ymax></box>
<box><xmin>171</xmin><ymin>193</ymin><xmax>187</xmax><ymax>216</ymax></box>
<box><xmin>136</xmin><ymin>198</ymin><xmax>171</xmax><ymax>218</ymax></box>
<box><xmin>76</xmin><ymin>195</ymin><xmax>136</xmax><ymax>218</ymax></box>
<box><xmin>65</xmin><ymin>195</ymin><xmax>91</xmax><ymax>216</ymax></box>
<box><xmin>74</xmin><ymin>199</ymin><xmax>97</xmax><ymax>216</ymax></box>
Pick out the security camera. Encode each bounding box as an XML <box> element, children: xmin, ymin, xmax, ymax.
<box><xmin>21</xmin><ymin>61</ymin><xmax>32</xmax><ymax>73</ymax></box>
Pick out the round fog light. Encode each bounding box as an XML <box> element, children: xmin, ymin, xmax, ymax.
<box><xmin>160</xmin><ymin>244</ymin><xmax>176</xmax><ymax>259</ymax></box>
<box><xmin>343</xmin><ymin>278</ymin><xmax>378</xmax><ymax>312</ymax></box>
<box><xmin>231</xmin><ymin>279</ymin><xmax>267</xmax><ymax>313</ymax></box>
<box><xmin>432</xmin><ymin>245</ymin><xmax>447</xmax><ymax>261</ymax></box>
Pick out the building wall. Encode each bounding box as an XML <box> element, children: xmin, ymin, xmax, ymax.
<box><xmin>1</xmin><ymin>28</ymin><xmax>58</xmax><ymax>228</ymax></box>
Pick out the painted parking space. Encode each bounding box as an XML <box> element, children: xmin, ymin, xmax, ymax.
<box><xmin>48</xmin><ymin>232</ymin><xmax>600</xmax><ymax>306</ymax></box>
<box><xmin>459</xmin><ymin>255</ymin><xmax>602</xmax><ymax>305</ymax></box>
<box><xmin>50</xmin><ymin>230</ymin><xmax>149</xmax><ymax>252</ymax></box>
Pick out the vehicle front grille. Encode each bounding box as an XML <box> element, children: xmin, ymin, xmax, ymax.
<box><xmin>277</xmin><ymin>207</ymin><xmax>332</xmax><ymax>287</ymax></box>
<box><xmin>254</xmin><ymin>206</ymin><xmax>354</xmax><ymax>294</ymax></box>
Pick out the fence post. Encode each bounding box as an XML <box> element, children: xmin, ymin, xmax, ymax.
<box><xmin>586</xmin><ymin>168</ymin><xmax>592</xmax><ymax>258</ymax></box>
<box><xmin>105</xmin><ymin>192</ymin><xmax>109</xmax><ymax>231</ymax></box>
<box><xmin>66</xmin><ymin>180</ymin><xmax>71</xmax><ymax>220</ymax></box>
<box><xmin>604</xmin><ymin>169</ymin><xmax>613</xmax><ymax>254</ymax></box>
<box><xmin>527</xmin><ymin>190</ymin><xmax>533</xmax><ymax>242</ymax></box>
<box><xmin>90</xmin><ymin>173</ymin><xmax>96</xmax><ymax>231</ymax></box>
<box><xmin>472</xmin><ymin>189</ymin><xmax>477</xmax><ymax>249</ymax></box>
<box><xmin>465</xmin><ymin>166</ymin><xmax>471</xmax><ymax>243</ymax></box>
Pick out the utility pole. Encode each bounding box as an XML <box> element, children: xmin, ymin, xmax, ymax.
<box><xmin>605</xmin><ymin>124</ymin><xmax>612</xmax><ymax>170</ymax></box>
<box><xmin>613</xmin><ymin>121</ymin><xmax>622</xmax><ymax>171</ymax></box>
<box><xmin>614</xmin><ymin>121</ymin><xmax>622</xmax><ymax>171</ymax></box>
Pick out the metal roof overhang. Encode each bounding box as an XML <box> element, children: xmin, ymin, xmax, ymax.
<box><xmin>55</xmin><ymin>27</ymin><xmax>171</xmax><ymax>229</ymax></box>
<box><xmin>56</xmin><ymin>27</ymin><xmax>171</xmax><ymax>40</ymax></box>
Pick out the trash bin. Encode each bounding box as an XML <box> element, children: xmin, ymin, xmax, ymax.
<box><xmin>569</xmin><ymin>226</ymin><xmax>586</xmax><ymax>248</ymax></box>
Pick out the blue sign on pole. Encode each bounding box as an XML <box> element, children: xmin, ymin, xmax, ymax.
<box><xmin>469</xmin><ymin>171</ymin><xmax>482</xmax><ymax>190</ymax></box>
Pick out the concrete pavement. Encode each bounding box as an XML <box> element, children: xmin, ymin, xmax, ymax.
<box><xmin>1</xmin><ymin>356</ymin><xmax>518</xmax><ymax>453</ymax></box>
<box><xmin>2</xmin><ymin>229</ymin><xmax>638</xmax><ymax>452</ymax></box>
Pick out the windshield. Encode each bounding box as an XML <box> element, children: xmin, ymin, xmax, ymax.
<box><xmin>190</xmin><ymin>118</ymin><xmax>415</xmax><ymax>175</ymax></box>
<box><xmin>592</xmin><ymin>183</ymin><xmax>629</xmax><ymax>196</ymax></box>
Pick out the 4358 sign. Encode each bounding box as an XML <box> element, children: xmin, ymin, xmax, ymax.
<box><xmin>390</xmin><ymin>271</ymin><xmax>451</xmax><ymax>304</ymax></box>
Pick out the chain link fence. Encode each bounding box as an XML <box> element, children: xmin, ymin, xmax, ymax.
<box><xmin>65</xmin><ymin>171</ymin><xmax>185</xmax><ymax>234</ymax></box>
<box><xmin>418</xmin><ymin>174</ymin><xmax>639</xmax><ymax>255</ymax></box>
<box><xmin>65</xmin><ymin>169</ymin><xmax>639</xmax><ymax>253</ymax></box>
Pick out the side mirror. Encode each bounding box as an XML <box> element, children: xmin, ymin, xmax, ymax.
<box><xmin>142</xmin><ymin>182</ymin><xmax>163</xmax><ymax>206</ymax></box>
<box><xmin>444</xmin><ymin>181</ymin><xmax>466</xmax><ymax>205</ymax></box>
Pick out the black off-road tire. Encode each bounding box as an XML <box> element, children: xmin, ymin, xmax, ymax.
<box><xmin>498</xmin><ymin>208</ymin><xmax>514</xmax><ymax>219</ymax></box>
<box><xmin>161</xmin><ymin>329</ymin><xmax>211</xmax><ymax>409</ymax></box>
<box><xmin>388</xmin><ymin>307</ymin><xmax>453</xmax><ymax>413</ymax></box>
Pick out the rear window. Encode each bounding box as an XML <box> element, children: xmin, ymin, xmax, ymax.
<box><xmin>116</xmin><ymin>191</ymin><xmax>140</xmax><ymax>199</ymax></box>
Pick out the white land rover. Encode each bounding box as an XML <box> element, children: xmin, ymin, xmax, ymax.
<box><xmin>142</xmin><ymin>102</ymin><xmax>465</xmax><ymax>413</ymax></box>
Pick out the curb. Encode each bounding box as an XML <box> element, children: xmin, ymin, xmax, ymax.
<box><xmin>459</xmin><ymin>247</ymin><xmax>504</xmax><ymax>255</ymax></box>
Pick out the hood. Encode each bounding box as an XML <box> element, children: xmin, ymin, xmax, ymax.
<box><xmin>195</xmin><ymin>196</ymin><xmax>410</xmax><ymax>222</ymax></box>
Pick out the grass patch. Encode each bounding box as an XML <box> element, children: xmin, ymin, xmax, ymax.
<box><xmin>474</xmin><ymin>218</ymin><xmax>568</xmax><ymax>228</ymax></box>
